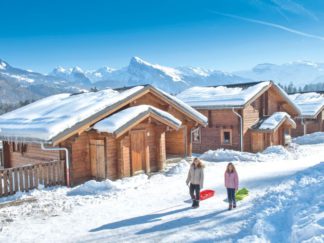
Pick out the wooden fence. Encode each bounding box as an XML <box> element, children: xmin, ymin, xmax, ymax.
<box><xmin>0</xmin><ymin>160</ymin><xmax>65</xmax><ymax>197</ymax></box>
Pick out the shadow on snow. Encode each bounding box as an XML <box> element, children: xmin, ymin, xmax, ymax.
<box><xmin>89</xmin><ymin>206</ymin><xmax>191</xmax><ymax>232</ymax></box>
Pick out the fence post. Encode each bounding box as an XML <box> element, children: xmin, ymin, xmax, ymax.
<box><xmin>19</xmin><ymin>167</ymin><xmax>24</xmax><ymax>192</ymax></box>
<box><xmin>0</xmin><ymin>171</ymin><xmax>3</xmax><ymax>196</ymax></box>
<box><xmin>3</xmin><ymin>171</ymin><xmax>8</xmax><ymax>195</ymax></box>
<box><xmin>8</xmin><ymin>169</ymin><xmax>13</xmax><ymax>195</ymax></box>
<box><xmin>34</xmin><ymin>165</ymin><xmax>39</xmax><ymax>189</ymax></box>
<box><xmin>14</xmin><ymin>168</ymin><xmax>19</xmax><ymax>193</ymax></box>
<box><xmin>24</xmin><ymin>167</ymin><xmax>29</xmax><ymax>192</ymax></box>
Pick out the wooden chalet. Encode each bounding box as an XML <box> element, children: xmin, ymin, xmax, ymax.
<box><xmin>289</xmin><ymin>92</ymin><xmax>324</xmax><ymax>137</ymax></box>
<box><xmin>177</xmin><ymin>81</ymin><xmax>300</xmax><ymax>153</ymax></box>
<box><xmin>0</xmin><ymin>85</ymin><xmax>207</xmax><ymax>186</ymax></box>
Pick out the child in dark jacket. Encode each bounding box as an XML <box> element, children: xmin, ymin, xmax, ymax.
<box><xmin>224</xmin><ymin>162</ymin><xmax>239</xmax><ymax>210</ymax></box>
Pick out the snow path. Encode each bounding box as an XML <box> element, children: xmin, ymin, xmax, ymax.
<box><xmin>1</xmin><ymin>143</ymin><xmax>324</xmax><ymax>242</ymax></box>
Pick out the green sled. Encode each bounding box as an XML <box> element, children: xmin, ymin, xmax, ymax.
<box><xmin>235</xmin><ymin>188</ymin><xmax>249</xmax><ymax>201</ymax></box>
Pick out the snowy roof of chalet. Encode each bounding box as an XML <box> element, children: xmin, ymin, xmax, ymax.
<box><xmin>153</xmin><ymin>86</ymin><xmax>208</xmax><ymax>125</ymax></box>
<box><xmin>94</xmin><ymin>105</ymin><xmax>181</xmax><ymax>137</ymax></box>
<box><xmin>289</xmin><ymin>92</ymin><xmax>324</xmax><ymax>118</ymax></box>
<box><xmin>0</xmin><ymin>86</ymin><xmax>144</xmax><ymax>142</ymax></box>
<box><xmin>176</xmin><ymin>81</ymin><xmax>270</xmax><ymax>108</ymax></box>
<box><xmin>253</xmin><ymin>112</ymin><xmax>296</xmax><ymax>132</ymax></box>
<box><xmin>0</xmin><ymin>85</ymin><xmax>207</xmax><ymax>143</ymax></box>
<box><xmin>176</xmin><ymin>81</ymin><xmax>299</xmax><ymax>113</ymax></box>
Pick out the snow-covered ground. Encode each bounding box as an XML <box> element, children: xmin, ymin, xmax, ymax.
<box><xmin>1</xmin><ymin>133</ymin><xmax>324</xmax><ymax>242</ymax></box>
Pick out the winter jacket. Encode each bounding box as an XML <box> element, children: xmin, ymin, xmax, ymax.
<box><xmin>186</xmin><ymin>164</ymin><xmax>204</xmax><ymax>188</ymax></box>
<box><xmin>224</xmin><ymin>171</ymin><xmax>239</xmax><ymax>190</ymax></box>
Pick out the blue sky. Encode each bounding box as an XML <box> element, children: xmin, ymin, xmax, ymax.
<box><xmin>1</xmin><ymin>0</ymin><xmax>324</xmax><ymax>73</ymax></box>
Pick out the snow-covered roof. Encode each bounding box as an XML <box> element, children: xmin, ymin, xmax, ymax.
<box><xmin>177</xmin><ymin>81</ymin><xmax>300</xmax><ymax>115</ymax></box>
<box><xmin>176</xmin><ymin>81</ymin><xmax>271</xmax><ymax>108</ymax></box>
<box><xmin>0</xmin><ymin>86</ymin><xmax>144</xmax><ymax>142</ymax></box>
<box><xmin>254</xmin><ymin>112</ymin><xmax>296</xmax><ymax>131</ymax></box>
<box><xmin>153</xmin><ymin>86</ymin><xmax>208</xmax><ymax>125</ymax></box>
<box><xmin>94</xmin><ymin>105</ymin><xmax>182</xmax><ymax>136</ymax></box>
<box><xmin>0</xmin><ymin>84</ymin><xmax>206</xmax><ymax>143</ymax></box>
<box><xmin>289</xmin><ymin>92</ymin><xmax>324</xmax><ymax>118</ymax></box>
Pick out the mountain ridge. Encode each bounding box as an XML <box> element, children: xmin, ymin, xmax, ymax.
<box><xmin>2</xmin><ymin>56</ymin><xmax>324</xmax><ymax>108</ymax></box>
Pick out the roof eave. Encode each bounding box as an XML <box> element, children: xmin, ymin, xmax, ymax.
<box><xmin>147</xmin><ymin>85</ymin><xmax>208</xmax><ymax>126</ymax></box>
<box><xmin>190</xmin><ymin>105</ymin><xmax>244</xmax><ymax>110</ymax></box>
<box><xmin>97</xmin><ymin>110</ymin><xmax>181</xmax><ymax>139</ymax></box>
<box><xmin>51</xmin><ymin>86</ymin><xmax>151</xmax><ymax>145</ymax></box>
<box><xmin>0</xmin><ymin>136</ymin><xmax>51</xmax><ymax>144</ymax></box>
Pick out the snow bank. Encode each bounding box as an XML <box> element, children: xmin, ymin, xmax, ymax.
<box><xmin>67</xmin><ymin>180</ymin><xmax>118</xmax><ymax>196</ymax></box>
<box><xmin>68</xmin><ymin>161</ymin><xmax>189</xmax><ymax>197</ymax></box>
<box><xmin>200</xmin><ymin>149</ymin><xmax>258</xmax><ymax>162</ymax></box>
<box><xmin>237</xmin><ymin>162</ymin><xmax>324</xmax><ymax>242</ymax></box>
<box><xmin>200</xmin><ymin>145</ymin><xmax>296</xmax><ymax>162</ymax></box>
<box><xmin>165</xmin><ymin>160</ymin><xmax>190</xmax><ymax>176</ymax></box>
<box><xmin>293</xmin><ymin>132</ymin><xmax>324</xmax><ymax>145</ymax></box>
<box><xmin>68</xmin><ymin>174</ymin><xmax>149</xmax><ymax>196</ymax></box>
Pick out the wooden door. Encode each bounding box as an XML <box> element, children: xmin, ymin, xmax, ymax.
<box><xmin>90</xmin><ymin>140</ymin><xmax>106</xmax><ymax>179</ymax></box>
<box><xmin>251</xmin><ymin>132</ymin><xmax>264</xmax><ymax>152</ymax></box>
<box><xmin>130</xmin><ymin>130</ymin><xmax>146</xmax><ymax>175</ymax></box>
<box><xmin>278</xmin><ymin>128</ymin><xmax>284</xmax><ymax>145</ymax></box>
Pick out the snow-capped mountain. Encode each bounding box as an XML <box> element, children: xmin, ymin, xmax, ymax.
<box><xmin>0</xmin><ymin>59</ymin><xmax>85</xmax><ymax>104</ymax></box>
<box><xmin>50</xmin><ymin>66</ymin><xmax>92</xmax><ymax>86</ymax></box>
<box><xmin>3</xmin><ymin>56</ymin><xmax>324</xmax><ymax>109</ymax></box>
<box><xmin>85</xmin><ymin>67</ymin><xmax>116</xmax><ymax>82</ymax></box>
<box><xmin>236</xmin><ymin>61</ymin><xmax>324</xmax><ymax>87</ymax></box>
<box><xmin>86</xmin><ymin>57</ymin><xmax>252</xmax><ymax>94</ymax></box>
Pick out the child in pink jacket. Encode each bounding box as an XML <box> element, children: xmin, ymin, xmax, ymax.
<box><xmin>224</xmin><ymin>162</ymin><xmax>239</xmax><ymax>210</ymax></box>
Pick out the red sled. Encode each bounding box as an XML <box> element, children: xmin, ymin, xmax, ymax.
<box><xmin>200</xmin><ymin>189</ymin><xmax>215</xmax><ymax>201</ymax></box>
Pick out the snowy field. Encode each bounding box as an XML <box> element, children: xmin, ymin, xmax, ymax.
<box><xmin>1</xmin><ymin>133</ymin><xmax>324</xmax><ymax>242</ymax></box>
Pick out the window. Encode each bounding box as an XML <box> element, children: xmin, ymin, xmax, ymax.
<box><xmin>191</xmin><ymin>127</ymin><xmax>201</xmax><ymax>144</ymax></box>
<box><xmin>221</xmin><ymin>129</ymin><xmax>232</xmax><ymax>145</ymax></box>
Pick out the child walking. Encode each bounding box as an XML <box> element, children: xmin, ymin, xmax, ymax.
<box><xmin>224</xmin><ymin>162</ymin><xmax>239</xmax><ymax>210</ymax></box>
<box><xmin>186</xmin><ymin>158</ymin><xmax>204</xmax><ymax>208</ymax></box>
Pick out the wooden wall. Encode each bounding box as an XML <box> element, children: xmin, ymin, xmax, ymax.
<box><xmin>291</xmin><ymin>119</ymin><xmax>305</xmax><ymax>137</ymax></box>
<box><xmin>69</xmin><ymin>132</ymin><xmax>91</xmax><ymax>184</ymax></box>
<box><xmin>3</xmin><ymin>142</ymin><xmax>60</xmax><ymax>168</ymax></box>
<box><xmin>117</xmin><ymin>134</ymin><xmax>131</xmax><ymax>178</ymax></box>
<box><xmin>193</xmin><ymin>109</ymin><xmax>240</xmax><ymax>153</ymax></box>
<box><xmin>106</xmin><ymin>136</ymin><xmax>118</xmax><ymax>180</ymax></box>
<box><xmin>133</xmin><ymin>92</ymin><xmax>198</xmax><ymax>157</ymax></box>
<box><xmin>165</xmin><ymin>127</ymin><xmax>186</xmax><ymax>156</ymax></box>
<box><xmin>251</xmin><ymin>132</ymin><xmax>264</xmax><ymax>153</ymax></box>
<box><xmin>243</xmin><ymin>104</ymin><xmax>260</xmax><ymax>152</ymax></box>
<box><xmin>292</xmin><ymin>113</ymin><xmax>324</xmax><ymax>137</ymax></box>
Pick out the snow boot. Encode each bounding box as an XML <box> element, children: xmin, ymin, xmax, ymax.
<box><xmin>233</xmin><ymin>204</ymin><xmax>237</xmax><ymax>209</ymax></box>
<box><xmin>192</xmin><ymin>199</ymin><xmax>196</xmax><ymax>208</ymax></box>
<box><xmin>196</xmin><ymin>200</ymin><xmax>200</xmax><ymax>208</ymax></box>
<box><xmin>193</xmin><ymin>200</ymin><xmax>199</xmax><ymax>208</ymax></box>
<box><xmin>228</xmin><ymin>204</ymin><xmax>232</xmax><ymax>210</ymax></box>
